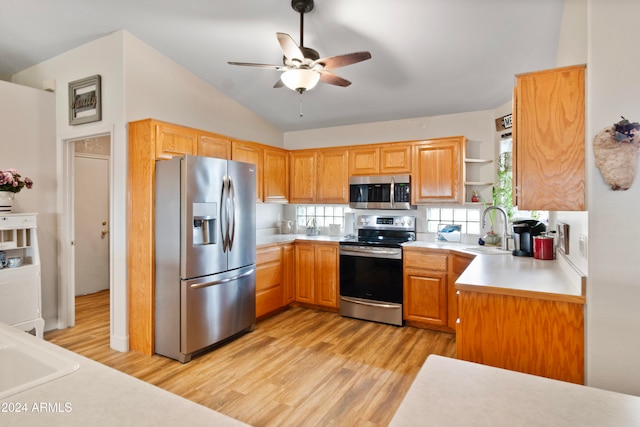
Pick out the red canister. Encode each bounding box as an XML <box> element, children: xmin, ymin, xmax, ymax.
<box><xmin>533</xmin><ymin>236</ymin><xmax>555</xmax><ymax>260</ymax></box>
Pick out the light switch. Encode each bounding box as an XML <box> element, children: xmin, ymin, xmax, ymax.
<box><xmin>579</xmin><ymin>234</ymin><xmax>587</xmax><ymax>257</ymax></box>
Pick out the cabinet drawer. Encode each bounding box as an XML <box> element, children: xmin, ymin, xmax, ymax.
<box><xmin>0</xmin><ymin>215</ymin><xmax>36</xmax><ymax>229</ymax></box>
<box><xmin>257</xmin><ymin>246</ymin><xmax>282</xmax><ymax>265</ymax></box>
<box><xmin>256</xmin><ymin>263</ymin><xmax>282</xmax><ymax>291</ymax></box>
<box><xmin>403</xmin><ymin>250</ymin><xmax>448</xmax><ymax>271</ymax></box>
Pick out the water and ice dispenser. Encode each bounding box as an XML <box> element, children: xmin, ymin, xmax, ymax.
<box><xmin>192</xmin><ymin>203</ymin><xmax>217</xmax><ymax>246</ymax></box>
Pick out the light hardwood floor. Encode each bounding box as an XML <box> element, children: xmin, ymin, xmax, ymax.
<box><xmin>46</xmin><ymin>290</ymin><xmax>456</xmax><ymax>426</ymax></box>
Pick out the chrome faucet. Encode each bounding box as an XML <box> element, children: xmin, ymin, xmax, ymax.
<box><xmin>481</xmin><ymin>206</ymin><xmax>510</xmax><ymax>251</ymax></box>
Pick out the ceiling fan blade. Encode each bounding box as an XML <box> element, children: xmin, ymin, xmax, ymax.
<box><xmin>319</xmin><ymin>71</ymin><xmax>351</xmax><ymax>87</ymax></box>
<box><xmin>227</xmin><ymin>61</ymin><xmax>286</xmax><ymax>70</ymax></box>
<box><xmin>313</xmin><ymin>51</ymin><xmax>372</xmax><ymax>70</ymax></box>
<box><xmin>276</xmin><ymin>32</ymin><xmax>304</xmax><ymax>63</ymax></box>
<box><xmin>273</xmin><ymin>79</ymin><xmax>284</xmax><ymax>89</ymax></box>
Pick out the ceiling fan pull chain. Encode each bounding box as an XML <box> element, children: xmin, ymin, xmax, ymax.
<box><xmin>299</xmin><ymin>93</ymin><xmax>304</xmax><ymax>117</ymax></box>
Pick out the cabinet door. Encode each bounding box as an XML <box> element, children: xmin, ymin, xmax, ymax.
<box><xmin>349</xmin><ymin>146</ymin><xmax>379</xmax><ymax>175</ymax></box>
<box><xmin>412</xmin><ymin>138</ymin><xmax>463</xmax><ymax>203</ymax></box>
<box><xmin>314</xmin><ymin>244</ymin><xmax>339</xmax><ymax>308</ymax></box>
<box><xmin>403</xmin><ymin>268</ymin><xmax>448</xmax><ymax>327</ymax></box>
<box><xmin>197</xmin><ymin>134</ymin><xmax>231</xmax><ymax>159</ymax></box>
<box><xmin>294</xmin><ymin>243</ymin><xmax>315</xmax><ymax>304</ymax></box>
<box><xmin>514</xmin><ymin>65</ymin><xmax>585</xmax><ymax>210</ymax></box>
<box><xmin>263</xmin><ymin>148</ymin><xmax>289</xmax><ymax>203</ymax></box>
<box><xmin>380</xmin><ymin>144</ymin><xmax>411</xmax><ymax>174</ymax></box>
<box><xmin>290</xmin><ymin>151</ymin><xmax>317</xmax><ymax>203</ymax></box>
<box><xmin>448</xmin><ymin>254</ymin><xmax>474</xmax><ymax>330</ymax></box>
<box><xmin>256</xmin><ymin>246</ymin><xmax>284</xmax><ymax>318</ymax></box>
<box><xmin>282</xmin><ymin>244</ymin><xmax>295</xmax><ymax>305</ymax></box>
<box><xmin>232</xmin><ymin>141</ymin><xmax>264</xmax><ymax>202</ymax></box>
<box><xmin>317</xmin><ymin>148</ymin><xmax>349</xmax><ymax>203</ymax></box>
<box><xmin>155</xmin><ymin>122</ymin><xmax>197</xmax><ymax>160</ymax></box>
<box><xmin>0</xmin><ymin>266</ymin><xmax>40</xmax><ymax>325</ymax></box>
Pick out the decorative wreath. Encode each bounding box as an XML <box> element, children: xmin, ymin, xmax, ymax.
<box><xmin>593</xmin><ymin>116</ymin><xmax>640</xmax><ymax>191</ymax></box>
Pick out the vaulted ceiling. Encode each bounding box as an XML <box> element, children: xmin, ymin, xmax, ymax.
<box><xmin>0</xmin><ymin>0</ymin><xmax>564</xmax><ymax>131</ymax></box>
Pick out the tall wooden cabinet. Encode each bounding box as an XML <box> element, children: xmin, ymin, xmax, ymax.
<box><xmin>0</xmin><ymin>213</ymin><xmax>43</xmax><ymax>338</ymax></box>
<box><xmin>513</xmin><ymin>64</ymin><xmax>585</xmax><ymax>210</ymax></box>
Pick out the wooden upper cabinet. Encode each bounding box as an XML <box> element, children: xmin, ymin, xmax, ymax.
<box><xmin>349</xmin><ymin>146</ymin><xmax>380</xmax><ymax>175</ymax></box>
<box><xmin>196</xmin><ymin>133</ymin><xmax>231</xmax><ymax>159</ymax></box>
<box><xmin>349</xmin><ymin>143</ymin><xmax>411</xmax><ymax>176</ymax></box>
<box><xmin>263</xmin><ymin>147</ymin><xmax>289</xmax><ymax>203</ymax></box>
<box><xmin>317</xmin><ymin>148</ymin><xmax>349</xmax><ymax>203</ymax></box>
<box><xmin>380</xmin><ymin>144</ymin><xmax>412</xmax><ymax>174</ymax></box>
<box><xmin>155</xmin><ymin>122</ymin><xmax>197</xmax><ymax>160</ymax></box>
<box><xmin>412</xmin><ymin>137</ymin><xmax>464</xmax><ymax>203</ymax></box>
<box><xmin>514</xmin><ymin>64</ymin><xmax>585</xmax><ymax>211</ymax></box>
<box><xmin>290</xmin><ymin>150</ymin><xmax>317</xmax><ymax>203</ymax></box>
<box><xmin>232</xmin><ymin>141</ymin><xmax>264</xmax><ymax>202</ymax></box>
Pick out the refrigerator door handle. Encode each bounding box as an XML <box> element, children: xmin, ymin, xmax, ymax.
<box><xmin>228</xmin><ymin>177</ymin><xmax>236</xmax><ymax>251</ymax></box>
<box><xmin>189</xmin><ymin>268</ymin><xmax>255</xmax><ymax>289</ymax></box>
<box><xmin>220</xmin><ymin>175</ymin><xmax>230</xmax><ymax>252</ymax></box>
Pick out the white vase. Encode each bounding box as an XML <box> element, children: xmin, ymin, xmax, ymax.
<box><xmin>0</xmin><ymin>191</ymin><xmax>15</xmax><ymax>212</ymax></box>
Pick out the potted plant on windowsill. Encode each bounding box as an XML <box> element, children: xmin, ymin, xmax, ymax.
<box><xmin>0</xmin><ymin>169</ymin><xmax>34</xmax><ymax>212</ymax></box>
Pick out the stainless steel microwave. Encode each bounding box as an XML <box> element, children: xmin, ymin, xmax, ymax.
<box><xmin>349</xmin><ymin>175</ymin><xmax>414</xmax><ymax>210</ymax></box>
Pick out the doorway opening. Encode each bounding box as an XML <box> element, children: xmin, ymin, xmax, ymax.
<box><xmin>60</xmin><ymin>133</ymin><xmax>112</xmax><ymax>329</ymax></box>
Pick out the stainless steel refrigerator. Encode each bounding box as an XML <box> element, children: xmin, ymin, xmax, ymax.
<box><xmin>154</xmin><ymin>155</ymin><xmax>256</xmax><ymax>363</ymax></box>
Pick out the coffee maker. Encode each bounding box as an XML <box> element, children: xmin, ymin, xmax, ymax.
<box><xmin>512</xmin><ymin>219</ymin><xmax>546</xmax><ymax>257</ymax></box>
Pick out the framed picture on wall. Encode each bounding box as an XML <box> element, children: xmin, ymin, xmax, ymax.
<box><xmin>69</xmin><ymin>75</ymin><xmax>102</xmax><ymax>125</ymax></box>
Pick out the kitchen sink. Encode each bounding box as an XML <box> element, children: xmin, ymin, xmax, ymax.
<box><xmin>0</xmin><ymin>325</ymin><xmax>79</xmax><ymax>399</ymax></box>
<box><xmin>463</xmin><ymin>246</ymin><xmax>512</xmax><ymax>255</ymax></box>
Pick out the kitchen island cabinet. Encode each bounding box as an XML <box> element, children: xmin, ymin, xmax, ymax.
<box><xmin>513</xmin><ymin>64</ymin><xmax>585</xmax><ymax>210</ymax></box>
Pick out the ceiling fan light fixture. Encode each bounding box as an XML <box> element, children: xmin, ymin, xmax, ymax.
<box><xmin>281</xmin><ymin>68</ymin><xmax>320</xmax><ymax>93</ymax></box>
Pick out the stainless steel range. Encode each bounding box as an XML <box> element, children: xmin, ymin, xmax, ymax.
<box><xmin>339</xmin><ymin>215</ymin><xmax>416</xmax><ymax>326</ymax></box>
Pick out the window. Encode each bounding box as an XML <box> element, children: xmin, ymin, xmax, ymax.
<box><xmin>295</xmin><ymin>205</ymin><xmax>345</xmax><ymax>229</ymax></box>
<box><xmin>427</xmin><ymin>207</ymin><xmax>482</xmax><ymax>235</ymax></box>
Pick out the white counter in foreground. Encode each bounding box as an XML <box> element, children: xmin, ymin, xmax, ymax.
<box><xmin>0</xmin><ymin>323</ymin><xmax>248</xmax><ymax>427</ymax></box>
<box><xmin>390</xmin><ymin>355</ymin><xmax>640</xmax><ymax>427</ymax></box>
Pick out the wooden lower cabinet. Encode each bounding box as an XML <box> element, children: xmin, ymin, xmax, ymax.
<box><xmin>403</xmin><ymin>248</ymin><xmax>450</xmax><ymax>331</ymax></box>
<box><xmin>256</xmin><ymin>246</ymin><xmax>284</xmax><ymax>318</ymax></box>
<box><xmin>282</xmin><ymin>244</ymin><xmax>295</xmax><ymax>305</ymax></box>
<box><xmin>294</xmin><ymin>242</ymin><xmax>339</xmax><ymax>309</ymax></box>
<box><xmin>456</xmin><ymin>290</ymin><xmax>585</xmax><ymax>384</ymax></box>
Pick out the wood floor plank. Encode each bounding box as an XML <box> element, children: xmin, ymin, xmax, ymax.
<box><xmin>46</xmin><ymin>290</ymin><xmax>456</xmax><ymax>426</ymax></box>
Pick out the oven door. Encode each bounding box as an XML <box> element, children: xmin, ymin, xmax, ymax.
<box><xmin>339</xmin><ymin>245</ymin><xmax>403</xmax><ymax>325</ymax></box>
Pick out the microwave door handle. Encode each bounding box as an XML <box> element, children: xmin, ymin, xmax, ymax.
<box><xmin>390</xmin><ymin>176</ymin><xmax>395</xmax><ymax>208</ymax></box>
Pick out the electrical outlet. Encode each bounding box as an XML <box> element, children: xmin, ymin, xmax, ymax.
<box><xmin>579</xmin><ymin>234</ymin><xmax>587</xmax><ymax>257</ymax></box>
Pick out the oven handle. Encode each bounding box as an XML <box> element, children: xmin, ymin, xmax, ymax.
<box><xmin>339</xmin><ymin>246</ymin><xmax>402</xmax><ymax>259</ymax></box>
<box><xmin>341</xmin><ymin>296</ymin><xmax>400</xmax><ymax>309</ymax></box>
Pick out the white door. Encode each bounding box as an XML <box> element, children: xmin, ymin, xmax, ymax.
<box><xmin>74</xmin><ymin>154</ymin><xmax>110</xmax><ymax>295</ymax></box>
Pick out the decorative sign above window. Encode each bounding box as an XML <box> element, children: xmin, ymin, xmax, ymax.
<box><xmin>68</xmin><ymin>75</ymin><xmax>102</xmax><ymax>125</ymax></box>
<box><xmin>495</xmin><ymin>113</ymin><xmax>512</xmax><ymax>132</ymax></box>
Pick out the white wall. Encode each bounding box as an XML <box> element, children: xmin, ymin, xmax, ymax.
<box><xmin>553</xmin><ymin>0</ymin><xmax>589</xmax><ymax>275</ymax></box>
<box><xmin>0</xmin><ymin>80</ymin><xmax>56</xmax><ymax>328</ymax></box>
<box><xmin>10</xmin><ymin>30</ymin><xmax>286</xmax><ymax>352</ymax></box>
<box><xmin>586</xmin><ymin>0</ymin><xmax>640</xmax><ymax>395</ymax></box>
<box><xmin>12</xmin><ymin>31</ymin><xmax>128</xmax><ymax>350</ymax></box>
<box><xmin>122</xmin><ymin>32</ymin><xmax>283</xmax><ymax>147</ymax></box>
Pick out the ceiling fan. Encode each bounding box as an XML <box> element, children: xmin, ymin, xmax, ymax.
<box><xmin>228</xmin><ymin>0</ymin><xmax>372</xmax><ymax>93</ymax></box>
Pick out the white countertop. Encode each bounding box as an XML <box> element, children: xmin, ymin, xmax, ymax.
<box><xmin>390</xmin><ymin>355</ymin><xmax>640</xmax><ymax>427</ymax></box>
<box><xmin>0</xmin><ymin>323</ymin><xmax>248</xmax><ymax>427</ymax></box>
<box><xmin>257</xmin><ymin>233</ymin><xmax>344</xmax><ymax>247</ymax></box>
